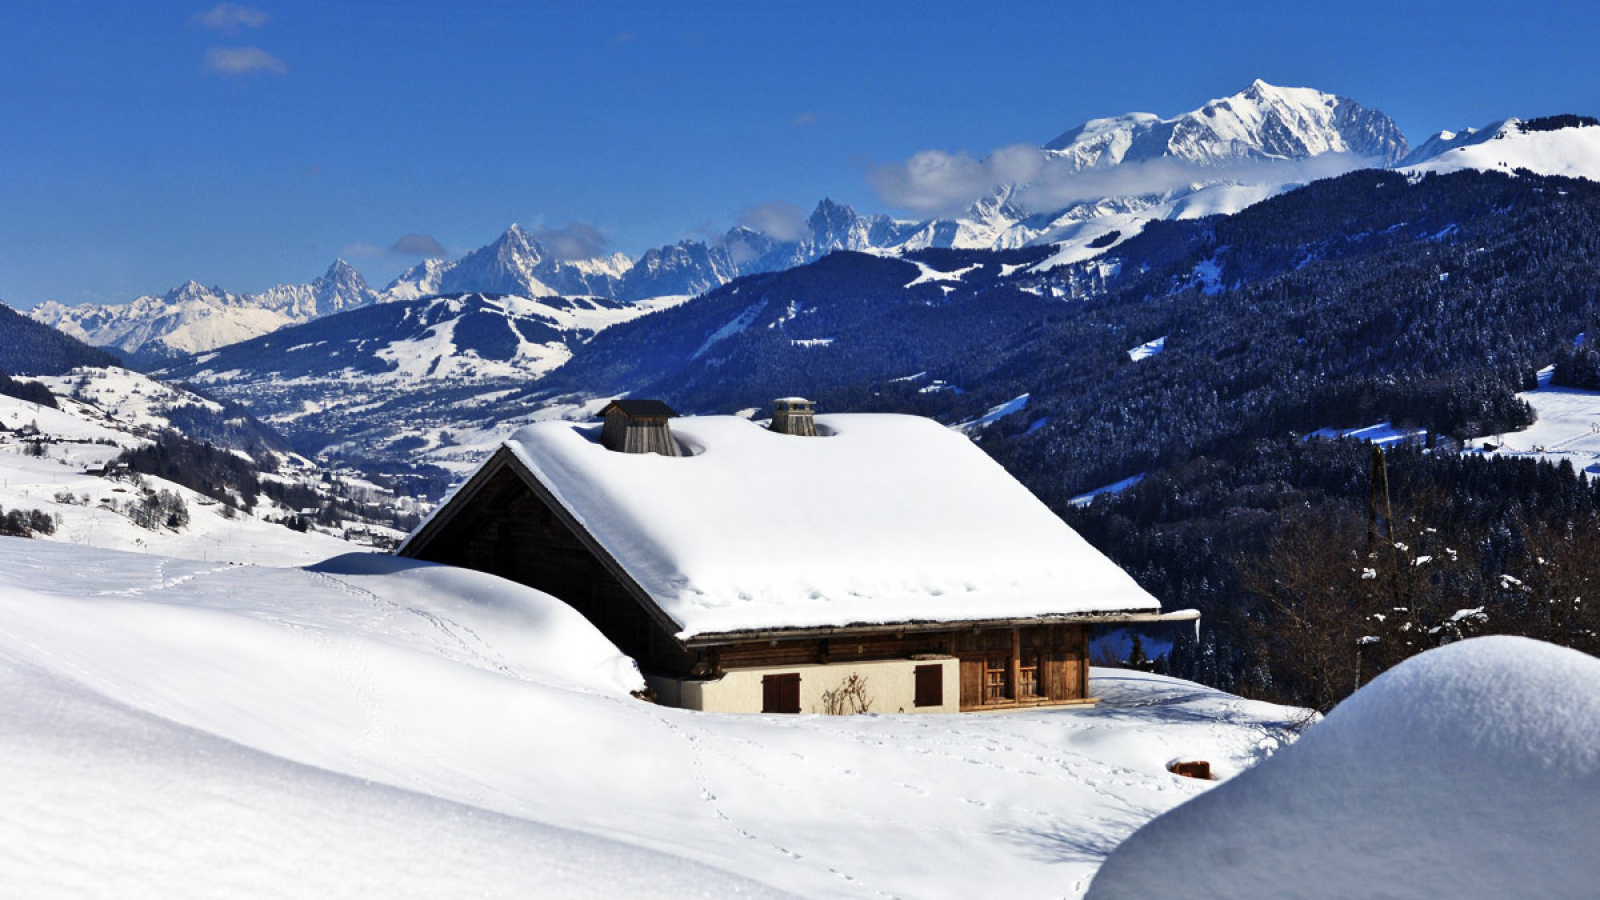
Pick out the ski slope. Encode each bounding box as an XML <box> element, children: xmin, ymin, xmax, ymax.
<box><xmin>0</xmin><ymin>538</ymin><xmax>1308</xmax><ymax>899</ymax></box>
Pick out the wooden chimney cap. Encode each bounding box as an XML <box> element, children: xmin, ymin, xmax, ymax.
<box><xmin>597</xmin><ymin>399</ymin><xmax>679</xmax><ymax>420</ymax></box>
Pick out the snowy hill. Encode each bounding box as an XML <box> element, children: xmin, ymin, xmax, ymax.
<box><xmin>0</xmin><ymin>537</ymin><xmax>1308</xmax><ymax>898</ymax></box>
<box><xmin>30</xmin><ymin>260</ymin><xmax>378</xmax><ymax>362</ymax></box>
<box><xmin>1087</xmin><ymin>637</ymin><xmax>1600</xmax><ymax>900</ymax></box>
<box><xmin>0</xmin><ymin>367</ymin><xmax>410</xmax><ymax>561</ymax></box>
<box><xmin>176</xmin><ymin>290</ymin><xmax>687</xmax><ymax>384</ymax></box>
<box><xmin>155</xmin><ymin>291</ymin><xmax>691</xmax><ymax>466</ymax></box>
<box><xmin>1401</xmin><ymin>114</ymin><xmax>1600</xmax><ymax>181</ymax></box>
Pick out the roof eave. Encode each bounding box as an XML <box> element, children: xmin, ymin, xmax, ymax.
<box><xmin>680</xmin><ymin>608</ymin><xmax>1196</xmax><ymax>648</ymax></box>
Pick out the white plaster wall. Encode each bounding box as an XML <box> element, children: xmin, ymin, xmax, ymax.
<box><xmin>662</xmin><ymin>657</ymin><xmax>959</xmax><ymax>715</ymax></box>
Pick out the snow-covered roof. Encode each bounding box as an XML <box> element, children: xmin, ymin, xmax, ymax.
<box><xmin>485</xmin><ymin>413</ymin><xmax>1157</xmax><ymax>638</ymax></box>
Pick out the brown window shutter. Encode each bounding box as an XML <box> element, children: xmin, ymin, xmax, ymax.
<box><xmin>763</xmin><ymin>674</ymin><xmax>778</xmax><ymax>712</ymax></box>
<box><xmin>914</xmin><ymin>664</ymin><xmax>942</xmax><ymax>707</ymax></box>
<box><xmin>763</xmin><ymin>673</ymin><xmax>801</xmax><ymax>714</ymax></box>
<box><xmin>781</xmin><ymin>673</ymin><xmax>800</xmax><ymax>713</ymax></box>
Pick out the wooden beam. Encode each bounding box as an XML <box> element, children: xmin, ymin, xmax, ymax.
<box><xmin>681</xmin><ymin>609</ymin><xmax>1186</xmax><ymax>647</ymax></box>
<box><xmin>1010</xmin><ymin>627</ymin><xmax>1021</xmax><ymax>702</ymax></box>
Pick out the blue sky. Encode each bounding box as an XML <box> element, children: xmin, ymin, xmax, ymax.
<box><xmin>3</xmin><ymin>0</ymin><xmax>1597</xmax><ymax>308</ymax></box>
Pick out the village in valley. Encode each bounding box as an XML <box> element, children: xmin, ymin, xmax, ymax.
<box><xmin>3</xmin><ymin>3</ymin><xmax>1600</xmax><ymax>898</ymax></box>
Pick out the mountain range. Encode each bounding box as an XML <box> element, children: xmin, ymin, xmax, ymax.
<box><xmin>30</xmin><ymin>260</ymin><xmax>378</xmax><ymax>365</ymax></box>
<box><xmin>16</xmin><ymin>86</ymin><xmax>1600</xmax><ymax>488</ymax></box>
<box><xmin>28</xmin><ymin>80</ymin><xmax>1453</xmax><ymax>361</ymax></box>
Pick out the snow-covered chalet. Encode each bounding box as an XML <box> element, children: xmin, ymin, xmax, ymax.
<box><xmin>399</xmin><ymin>399</ymin><xmax>1187</xmax><ymax>713</ymax></box>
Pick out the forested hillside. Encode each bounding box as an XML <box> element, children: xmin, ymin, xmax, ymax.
<box><xmin>0</xmin><ymin>301</ymin><xmax>121</xmax><ymax>375</ymax></box>
<box><xmin>544</xmin><ymin>169</ymin><xmax>1598</xmax><ymax>500</ymax></box>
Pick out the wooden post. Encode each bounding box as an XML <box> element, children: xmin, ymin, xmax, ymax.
<box><xmin>1010</xmin><ymin>627</ymin><xmax>1022</xmax><ymax>701</ymax></box>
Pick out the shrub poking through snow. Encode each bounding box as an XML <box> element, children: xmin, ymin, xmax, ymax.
<box><xmin>818</xmin><ymin>673</ymin><xmax>873</xmax><ymax>715</ymax></box>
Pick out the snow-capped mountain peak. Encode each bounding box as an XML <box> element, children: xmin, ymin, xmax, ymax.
<box><xmin>382</xmin><ymin>224</ymin><xmax>637</xmax><ymax>303</ymax></box>
<box><xmin>1045</xmin><ymin>80</ymin><xmax>1410</xmax><ymax>169</ymax></box>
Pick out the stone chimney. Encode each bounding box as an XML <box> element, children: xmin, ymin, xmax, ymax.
<box><xmin>597</xmin><ymin>399</ymin><xmax>682</xmax><ymax>456</ymax></box>
<box><xmin>769</xmin><ymin>397</ymin><xmax>817</xmax><ymax>436</ymax></box>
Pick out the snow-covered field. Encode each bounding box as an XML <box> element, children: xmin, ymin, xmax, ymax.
<box><xmin>1467</xmin><ymin>382</ymin><xmax>1600</xmax><ymax>473</ymax></box>
<box><xmin>0</xmin><ymin>538</ymin><xmax>1306</xmax><ymax>899</ymax></box>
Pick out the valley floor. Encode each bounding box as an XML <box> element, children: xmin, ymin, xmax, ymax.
<box><xmin>0</xmin><ymin>538</ymin><xmax>1305</xmax><ymax>899</ymax></box>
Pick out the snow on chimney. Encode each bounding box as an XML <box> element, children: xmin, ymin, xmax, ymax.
<box><xmin>769</xmin><ymin>397</ymin><xmax>817</xmax><ymax>436</ymax></box>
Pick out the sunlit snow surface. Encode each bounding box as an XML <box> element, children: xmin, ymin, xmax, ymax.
<box><xmin>1401</xmin><ymin>119</ymin><xmax>1600</xmax><ymax>182</ymax></box>
<box><xmin>1088</xmin><ymin>637</ymin><xmax>1600</xmax><ymax>900</ymax></box>
<box><xmin>1126</xmin><ymin>336</ymin><xmax>1166</xmax><ymax>362</ymax></box>
<box><xmin>1305</xmin><ymin>420</ymin><xmax>1427</xmax><ymax>448</ymax></box>
<box><xmin>0</xmin><ymin>538</ymin><xmax>1307</xmax><ymax>899</ymax></box>
<box><xmin>1069</xmin><ymin>474</ymin><xmax>1147</xmax><ymax>508</ymax></box>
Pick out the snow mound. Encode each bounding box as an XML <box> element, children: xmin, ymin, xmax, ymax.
<box><xmin>0</xmin><ymin>655</ymin><xmax>787</xmax><ymax>900</ymax></box>
<box><xmin>1087</xmin><ymin>636</ymin><xmax>1600</xmax><ymax>900</ymax></box>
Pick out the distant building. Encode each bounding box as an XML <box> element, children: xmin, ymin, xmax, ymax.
<box><xmin>400</xmin><ymin>399</ymin><xmax>1188</xmax><ymax>713</ymax></box>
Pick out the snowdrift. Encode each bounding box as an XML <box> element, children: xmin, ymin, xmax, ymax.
<box><xmin>0</xmin><ymin>538</ymin><xmax>1308</xmax><ymax>899</ymax></box>
<box><xmin>1087</xmin><ymin>636</ymin><xmax>1600</xmax><ymax>900</ymax></box>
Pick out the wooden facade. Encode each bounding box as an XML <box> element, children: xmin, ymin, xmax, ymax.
<box><xmin>403</xmin><ymin>447</ymin><xmax>1101</xmax><ymax>710</ymax></box>
<box><xmin>704</xmin><ymin>625</ymin><xmax>1089</xmax><ymax>710</ymax></box>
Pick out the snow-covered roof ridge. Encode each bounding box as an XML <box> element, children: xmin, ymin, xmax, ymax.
<box><xmin>491</xmin><ymin>412</ymin><xmax>1158</xmax><ymax>638</ymax></box>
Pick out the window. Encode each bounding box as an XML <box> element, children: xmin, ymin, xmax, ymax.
<box><xmin>762</xmin><ymin>672</ymin><xmax>800</xmax><ymax>713</ymax></box>
<box><xmin>914</xmin><ymin>664</ymin><xmax>943</xmax><ymax>707</ymax></box>
<box><xmin>1019</xmin><ymin>655</ymin><xmax>1040</xmax><ymax>698</ymax></box>
<box><xmin>984</xmin><ymin>658</ymin><xmax>1009</xmax><ymax>704</ymax></box>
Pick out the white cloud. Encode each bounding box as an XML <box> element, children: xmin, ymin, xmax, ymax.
<box><xmin>532</xmin><ymin>222</ymin><xmax>610</xmax><ymax>261</ymax></box>
<box><xmin>793</xmin><ymin>111</ymin><xmax>818</xmax><ymax>126</ymax></box>
<box><xmin>738</xmin><ymin>201</ymin><xmax>811</xmax><ymax>242</ymax></box>
<box><xmin>339</xmin><ymin>243</ymin><xmax>384</xmax><ymax>260</ymax></box>
<box><xmin>388</xmin><ymin>234</ymin><xmax>448</xmax><ymax>258</ymax></box>
<box><xmin>868</xmin><ymin>144</ymin><xmax>1383</xmax><ymax>218</ymax></box>
<box><xmin>204</xmin><ymin>46</ymin><xmax>287</xmax><ymax>75</ymax></box>
<box><xmin>192</xmin><ymin>4</ymin><xmax>268</xmax><ymax>35</ymax></box>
